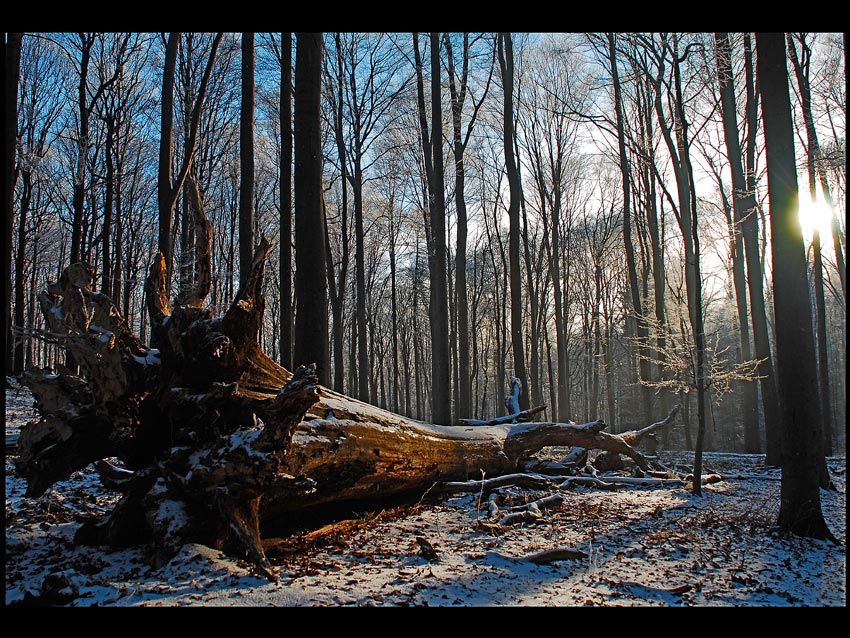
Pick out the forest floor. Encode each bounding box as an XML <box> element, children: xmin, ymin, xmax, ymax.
<box><xmin>5</xmin><ymin>376</ymin><xmax>846</xmax><ymax>607</ymax></box>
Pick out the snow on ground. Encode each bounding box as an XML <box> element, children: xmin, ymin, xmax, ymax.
<box><xmin>5</xmin><ymin>377</ymin><xmax>846</xmax><ymax>607</ymax></box>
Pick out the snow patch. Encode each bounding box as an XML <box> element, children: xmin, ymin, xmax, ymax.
<box><xmin>133</xmin><ymin>349</ymin><xmax>161</xmax><ymax>366</ymax></box>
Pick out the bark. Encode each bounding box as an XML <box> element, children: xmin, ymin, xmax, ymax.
<box><xmin>755</xmin><ymin>32</ymin><xmax>834</xmax><ymax>541</ymax></box>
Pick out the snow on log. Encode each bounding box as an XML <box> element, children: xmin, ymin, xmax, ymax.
<box><xmin>15</xmin><ymin>248</ymin><xmax>682</xmax><ymax>578</ymax></box>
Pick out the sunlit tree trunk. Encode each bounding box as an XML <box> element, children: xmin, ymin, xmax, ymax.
<box><xmin>756</xmin><ymin>31</ymin><xmax>834</xmax><ymax>541</ymax></box>
<box><xmin>787</xmin><ymin>33</ymin><xmax>836</xmax><ymax>459</ymax></box>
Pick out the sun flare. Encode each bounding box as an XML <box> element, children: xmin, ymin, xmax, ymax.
<box><xmin>798</xmin><ymin>195</ymin><xmax>835</xmax><ymax>243</ymax></box>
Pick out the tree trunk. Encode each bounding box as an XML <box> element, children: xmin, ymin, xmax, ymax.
<box><xmin>158</xmin><ymin>33</ymin><xmax>222</xmax><ymax>297</ymax></box>
<box><xmin>327</xmin><ymin>33</ymin><xmax>349</xmax><ymax>393</ymax></box>
<box><xmin>239</xmin><ymin>33</ymin><xmax>255</xmax><ymax>288</ymax></box>
<box><xmin>157</xmin><ymin>33</ymin><xmax>179</xmax><ymax>295</ymax></box>
<box><xmin>425</xmin><ymin>33</ymin><xmax>452</xmax><ymax>424</ymax></box>
<box><xmin>498</xmin><ymin>33</ymin><xmax>529</xmax><ymax>412</ymax></box>
<box><xmin>6</xmin><ymin>32</ymin><xmax>22</xmax><ymax>376</ymax></box>
<box><xmin>714</xmin><ymin>32</ymin><xmax>760</xmax><ymax>453</ymax></box>
<box><xmin>70</xmin><ymin>35</ymin><xmax>94</xmax><ymax>267</ymax></box>
<box><xmin>13</xmin><ymin>170</ymin><xmax>31</xmax><ymax>375</ymax></box>
<box><xmin>279</xmin><ymin>33</ymin><xmax>293</xmax><ymax>371</ymax></box>
<box><xmin>293</xmin><ymin>32</ymin><xmax>329</xmax><ymax>386</ymax></box>
<box><xmin>608</xmin><ymin>33</ymin><xmax>652</xmax><ymax>422</ymax></box>
<box><xmin>445</xmin><ymin>34</ymin><xmax>473</xmax><ymax>423</ymax></box>
<box><xmin>755</xmin><ymin>32</ymin><xmax>834</xmax><ymax>541</ymax></box>
<box><xmin>786</xmin><ymin>33</ymin><xmax>836</xmax><ymax>461</ymax></box>
<box><xmin>743</xmin><ymin>33</ymin><xmax>782</xmax><ymax>466</ymax></box>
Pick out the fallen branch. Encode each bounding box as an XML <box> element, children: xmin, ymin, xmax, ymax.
<box><xmin>459</xmin><ymin>404</ymin><xmax>546</xmax><ymax>426</ymax></box>
<box><xmin>426</xmin><ymin>473</ymin><xmax>554</xmax><ymax>499</ymax></box>
<box><xmin>558</xmin><ymin>476</ymin><xmax>618</xmax><ymax>490</ymax></box>
<box><xmin>590</xmin><ymin>476</ymin><xmax>686</xmax><ymax>487</ymax></box>
<box><xmin>524</xmin><ymin>547</ymin><xmax>588</xmax><ymax>564</ymax></box>
<box><xmin>497</xmin><ymin>493</ymin><xmax>564</xmax><ymax>526</ymax></box>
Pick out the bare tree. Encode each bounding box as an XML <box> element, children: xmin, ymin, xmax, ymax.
<box><xmin>756</xmin><ymin>31</ymin><xmax>834</xmax><ymax>541</ymax></box>
<box><xmin>239</xmin><ymin>32</ymin><xmax>255</xmax><ymax>287</ymax></box>
<box><xmin>157</xmin><ymin>32</ymin><xmax>223</xmax><ymax>296</ymax></box>
<box><xmin>6</xmin><ymin>32</ymin><xmax>23</xmax><ymax>375</ymax></box>
<box><xmin>787</xmin><ymin>32</ymin><xmax>837</xmax><ymax>457</ymax></box>
<box><xmin>66</xmin><ymin>33</ymin><xmax>125</xmax><ymax>266</ymax></box>
<box><xmin>279</xmin><ymin>33</ymin><xmax>293</xmax><ymax>370</ymax></box>
<box><xmin>607</xmin><ymin>32</ymin><xmax>653</xmax><ymax>422</ymax></box>
<box><xmin>713</xmin><ymin>32</ymin><xmax>760</xmax><ymax>452</ymax></box>
<box><xmin>497</xmin><ymin>32</ymin><xmax>529</xmax><ymax>412</ymax></box>
<box><xmin>444</xmin><ymin>33</ymin><xmax>495</xmax><ymax>420</ymax></box>
<box><xmin>292</xmin><ymin>32</ymin><xmax>329</xmax><ymax>385</ymax></box>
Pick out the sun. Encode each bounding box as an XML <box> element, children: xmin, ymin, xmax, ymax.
<box><xmin>798</xmin><ymin>194</ymin><xmax>835</xmax><ymax>244</ymax></box>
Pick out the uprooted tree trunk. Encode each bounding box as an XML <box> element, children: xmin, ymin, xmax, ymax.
<box><xmin>16</xmin><ymin>240</ymin><xmax>678</xmax><ymax>579</ymax></box>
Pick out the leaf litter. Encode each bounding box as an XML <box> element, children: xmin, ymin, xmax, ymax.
<box><xmin>5</xmin><ymin>376</ymin><xmax>845</xmax><ymax>606</ymax></box>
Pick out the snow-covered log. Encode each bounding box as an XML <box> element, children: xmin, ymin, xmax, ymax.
<box><xmin>15</xmin><ymin>248</ymin><xmax>680</xmax><ymax>578</ymax></box>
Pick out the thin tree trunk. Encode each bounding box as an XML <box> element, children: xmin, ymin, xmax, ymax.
<box><xmin>159</xmin><ymin>33</ymin><xmax>222</xmax><ymax>297</ymax></box>
<box><xmin>498</xmin><ymin>33</ymin><xmax>529</xmax><ymax>412</ymax></box>
<box><xmin>239</xmin><ymin>32</ymin><xmax>255</xmax><ymax>287</ymax></box>
<box><xmin>714</xmin><ymin>33</ymin><xmax>760</xmax><ymax>452</ymax></box>
<box><xmin>70</xmin><ymin>35</ymin><xmax>94</xmax><ymax>266</ymax></box>
<box><xmin>608</xmin><ymin>33</ymin><xmax>651</xmax><ymax>421</ymax></box>
<box><xmin>390</xmin><ymin>211</ymin><xmax>400</xmax><ymax>414</ymax></box>
<box><xmin>327</xmin><ymin>33</ymin><xmax>349</xmax><ymax>393</ymax></box>
<box><xmin>13</xmin><ymin>171</ymin><xmax>31</xmax><ymax>375</ymax></box>
<box><xmin>101</xmin><ymin>116</ymin><xmax>116</xmax><ymax>298</ymax></box>
<box><xmin>157</xmin><ymin>33</ymin><xmax>179</xmax><ymax>295</ymax></box>
<box><xmin>6</xmin><ymin>33</ymin><xmax>22</xmax><ymax>375</ymax></box>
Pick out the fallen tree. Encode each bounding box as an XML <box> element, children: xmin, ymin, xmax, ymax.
<box><xmin>16</xmin><ymin>241</ymin><xmax>679</xmax><ymax>578</ymax></box>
